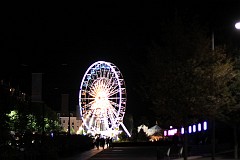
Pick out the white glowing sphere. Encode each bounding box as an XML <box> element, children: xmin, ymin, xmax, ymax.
<box><xmin>235</xmin><ymin>22</ymin><xmax>240</xmax><ymax>30</ymax></box>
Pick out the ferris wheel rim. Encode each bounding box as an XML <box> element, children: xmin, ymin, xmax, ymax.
<box><xmin>79</xmin><ymin>60</ymin><xmax>127</xmax><ymax>135</ymax></box>
<box><xmin>79</xmin><ymin>61</ymin><xmax>125</xmax><ymax>113</ymax></box>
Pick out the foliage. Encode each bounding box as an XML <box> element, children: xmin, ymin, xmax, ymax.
<box><xmin>118</xmin><ymin>131</ymin><xmax>130</xmax><ymax>142</ymax></box>
<box><xmin>137</xmin><ymin>128</ymin><xmax>149</xmax><ymax>142</ymax></box>
<box><xmin>44</xmin><ymin>118</ymin><xmax>62</xmax><ymax>133</ymax></box>
<box><xmin>137</xmin><ymin>14</ymin><xmax>238</xmax><ymax>128</ymax></box>
<box><xmin>129</xmin><ymin>128</ymin><xmax>138</xmax><ymax>142</ymax></box>
<box><xmin>195</xmin><ymin>48</ymin><xmax>237</xmax><ymax>114</ymax></box>
<box><xmin>26</xmin><ymin>114</ymin><xmax>38</xmax><ymax>131</ymax></box>
<box><xmin>123</xmin><ymin>113</ymin><xmax>134</xmax><ymax>136</ymax></box>
<box><xmin>217</xmin><ymin>55</ymin><xmax>240</xmax><ymax>124</ymax></box>
<box><xmin>6</xmin><ymin>110</ymin><xmax>20</xmax><ymax>131</ymax></box>
<box><xmin>4</xmin><ymin>99</ymin><xmax>62</xmax><ymax>135</ymax></box>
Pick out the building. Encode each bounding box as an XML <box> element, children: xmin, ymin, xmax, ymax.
<box><xmin>58</xmin><ymin>112</ymin><xmax>83</xmax><ymax>134</ymax></box>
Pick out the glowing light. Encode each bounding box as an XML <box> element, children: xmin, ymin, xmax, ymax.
<box><xmin>50</xmin><ymin>132</ymin><xmax>54</xmax><ymax>138</ymax></box>
<box><xmin>164</xmin><ymin>130</ymin><xmax>167</xmax><ymax>136</ymax></box>
<box><xmin>193</xmin><ymin>125</ymin><xmax>196</xmax><ymax>133</ymax></box>
<box><xmin>79</xmin><ymin>61</ymin><xmax>130</xmax><ymax>137</ymax></box>
<box><xmin>203</xmin><ymin>121</ymin><xmax>207</xmax><ymax>130</ymax></box>
<box><xmin>188</xmin><ymin>126</ymin><xmax>192</xmax><ymax>133</ymax></box>
<box><xmin>235</xmin><ymin>22</ymin><xmax>240</xmax><ymax>29</ymax></box>
<box><xmin>197</xmin><ymin>123</ymin><xmax>201</xmax><ymax>131</ymax></box>
<box><xmin>181</xmin><ymin>127</ymin><xmax>184</xmax><ymax>134</ymax></box>
<box><xmin>168</xmin><ymin>129</ymin><xmax>177</xmax><ymax>136</ymax></box>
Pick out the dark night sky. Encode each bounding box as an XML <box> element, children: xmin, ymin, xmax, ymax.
<box><xmin>1</xmin><ymin>1</ymin><xmax>240</xmax><ymax>118</ymax></box>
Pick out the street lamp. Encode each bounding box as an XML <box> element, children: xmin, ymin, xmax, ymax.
<box><xmin>235</xmin><ymin>22</ymin><xmax>240</xmax><ymax>30</ymax></box>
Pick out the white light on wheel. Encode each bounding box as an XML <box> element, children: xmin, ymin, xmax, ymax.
<box><xmin>79</xmin><ymin>61</ymin><xmax>130</xmax><ymax>137</ymax></box>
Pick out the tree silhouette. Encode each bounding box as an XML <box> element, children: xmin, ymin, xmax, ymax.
<box><xmin>136</xmin><ymin>14</ymin><xmax>239</xmax><ymax>160</ymax></box>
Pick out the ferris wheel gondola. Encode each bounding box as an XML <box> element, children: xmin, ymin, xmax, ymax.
<box><xmin>79</xmin><ymin>61</ymin><xmax>130</xmax><ymax>137</ymax></box>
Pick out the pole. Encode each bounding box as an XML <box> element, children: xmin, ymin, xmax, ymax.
<box><xmin>211</xmin><ymin>32</ymin><xmax>216</xmax><ymax>160</ymax></box>
<box><xmin>68</xmin><ymin>97</ymin><xmax>71</xmax><ymax>135</ymax></box>
<box><xmin>212</xmin><ymin>117</ymin><xmax>216</xmax><ymax>160</ymax></box>
<box><xmin>42</xmin><ymin>102</ymin><xmax>45</xmax><ymax>135</ymax></box>
<box><xmin>212</xmin><ymin>31</ymin><xmax>214</xmax><ymax>51</ymax></box>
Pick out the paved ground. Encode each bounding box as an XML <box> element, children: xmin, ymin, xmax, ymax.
<box><xmin>61</xmin><ymin>146</ymin><xmax>238</xmax><ymax>160</ymax></box>
<box><xmin>59</xmin><ymin>147</ymin><xmax>104</xmax><ymax>160</ymax></box>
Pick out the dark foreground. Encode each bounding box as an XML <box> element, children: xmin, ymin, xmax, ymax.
<box><xmin>62</xmin><ymin>146</ymin><xmax>239</xmax><ymax>160</ymax></box>
<box><xmin>89</xmin><ymin>146</ymin><xmax>160</xmax><ymax>160</ymax></box>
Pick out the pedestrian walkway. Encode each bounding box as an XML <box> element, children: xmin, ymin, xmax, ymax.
<box><xmin>174</xmin><ymin>150</ymin><xmax>237</xmax><ymax>160</ymax></box>
<box><xmin>175</xmin><ymin>156</ymin><xmax>237</xmax><ymax>160</ymax></box>
<box><xmin>60</xmin><ymin>147</ymin><xmax>237</xmax><ymax>160</ymax></box>
<box><xmin>60</xmin><ymin>146</ymin><xmax>106</xmax><ymax>160</ymax></box>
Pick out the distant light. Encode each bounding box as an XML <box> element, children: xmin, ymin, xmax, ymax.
<box><xmin>21</xmin><ymin>63</ymin><xmax>29</xmax><ymax>67</ymax></box>
<box><xmin>181</xmin><ymin>127</ymin><xmax>184</xmax><ymax>134</ymax></box>
<box><xmin>164</xmin><ymin>130</ymin><xmax>167</xmax><ymax>136</ymax></box>
<box><xmin>168</xmin><ymin>129</ymin><xmax>177</xmax><ymax>136</ymax></box>
<box><xmin>188</xmin><ymin>126</ymin><xmax>192</xmax><ymax>133</ymax></box>
<box><xmin>193</xmin><ymin>125</ymin><xmax>196</xmax><ymax>133</ymax></box>
<box><xmin>235</xmin><ymin>22</ymin><xmax>240</xmax><ymax>29</ymax></box>
<box><xmin>203</xmin><ymin>121</ymin><xmax>207</xmax><ymax>130</ymax></box>
<box><xmin>51</xmin><ymin>132</ymin><xmax>54</xmax><ymax>137</ymax></box>
<box><xmin>170</xmin><ymin>126</ymin><xmax>173</xmax><ymax>129</ymax></box>
<box><xmin>198</xmin><ymin>123</ymin><xmax>201</xmax><ymax>131</ymax></box>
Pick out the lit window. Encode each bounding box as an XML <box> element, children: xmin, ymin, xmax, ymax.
<box><xmin>181</xmin><ymin>127</ymin><xmax>184</xmax><ymax>134</ymax></box>
<box><xmin>203</xmin><ymin>121</ymin><xmax>207</xmax><ymax>130</ymax></box>
<box><xmin>193</xmin><ymin>125</ymin><xmax>196</xmax><ymax>133</ymax></box>
<box><xmin>188</xmin><ymin>126</ymin><xmax>192</xmax><ymax>133</ymax></box>
<box><xmin>168</xmin><ymin>129</ymin><xmax>177</xmax><ymax>136</ymax></box>
<box><xmin>198</xmin><ymin>123</ymin><xmax>201</xmax><ymax>131</ymax></box>
<box><xmin>164</xmin><ymin>130</ymin><xmax>167</xmax><ymax>136</ymax></box>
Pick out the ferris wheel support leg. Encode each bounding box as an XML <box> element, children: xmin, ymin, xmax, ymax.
<box><xmin>120</xmin><ymin>122</ymin><xmax>131</xmax><ymax>137</ymax></box>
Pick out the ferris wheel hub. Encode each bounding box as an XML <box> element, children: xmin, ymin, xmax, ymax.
<box><xmin>79</xmin><ymin>61</ymin><xmax>131</xmax><ymax>137</ymax></box>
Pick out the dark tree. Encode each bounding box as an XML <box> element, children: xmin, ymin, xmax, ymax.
<box><xmin>137</xmin><ymin>128</ymin><xmax>148</xmax><ymax>142</ymax></box>
<box><xmin>136</xmin><ymin>14</ymin><xmax>239</xmax><ymax>160</ymax></box>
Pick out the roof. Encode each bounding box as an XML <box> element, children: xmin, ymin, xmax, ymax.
<box><xmin>147</xmin><ymin>124</ymin><xmax>162</xmax><ymax>136</ymax></box>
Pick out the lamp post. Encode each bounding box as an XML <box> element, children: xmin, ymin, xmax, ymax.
<box><xmin>233</xmin><ymin>21</ymin><xmax>240</xmax><ymax>160</ymax></box>
<box><xmin>212</xmin><ymin>32</ymin><xmax>215</xmax><ymax>51</ymax></box>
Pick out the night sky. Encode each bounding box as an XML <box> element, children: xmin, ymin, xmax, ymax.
<box><xmin>1</xmin><ymin>1</ymin><xmax>240</xmax><ymax>119</ymax></box>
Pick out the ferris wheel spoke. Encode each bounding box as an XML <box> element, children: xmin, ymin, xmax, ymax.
<box><xmin>89</xmin><ymin>91</ymin><xmax>96</xmax><ymax>97</ymax></box>
<box><xmin>83</xmin><ymin>100</ymin><xmax>96</xmax><ymax>111</ymax></box>
<box><xmin>108</xmin><ymin>102</ymin><xmax>119</xmax><ymax>116</ymax></box>
<box><xmin>109</xmin><ymin>102</ymin><xmax>118</xmax><ymax>109</ymax></box>
<box><xmin>88</xmin><ymin>113</ymin><xmax>95</xmax><ymax>128</ymax></box>
<box><xmin>90</xmin><ymin>86</ymin><xmax>97</xmax><ymax>96</ymax></box>
<box><xmin>109</xmin><ymin>80</ymin><xmax>118</xmax><ymax>88</ymax></box>
<box><xmin>108</xmin><ymin>97</ymin><xmax>120</xmax><ymax>100</ymax></box>
<box><xmin>82</xmin><ymin>97</ymin><xmax>95</xmax><ymax>100</ymax></box>
<box><xmin>82</xmin><ymin>104</ymin><xmax>91</xmax><ymax>111</ymax></box>
<box><xmin>103</xmin><ymin>117</ymin><xmax>109</xmax><ymax>128</ymax></box>
<box><xmin>106</xmin><ymin>78</ymin><xmax>114</xmax><ymax>90</ymax></box>
<box><xmin>108</xmin><ymin>89</ymin><xmax>120</xmax><ymax>97</ymax></box>
<box><xmin>107</xmin><ymin>107</ymin><xmax>118</xmax><ymax>125</ymax></box>
<box><xmin>79</xmin><ymin>61</ymin><xmax>129</xmax><ymax>137</ymax></box>
<box><xmin>82</xmin><ymin>98</ymin><xmax>95</xmax><ymax>105</ymax></box>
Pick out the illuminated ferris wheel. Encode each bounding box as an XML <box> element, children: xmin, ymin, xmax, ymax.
<box><xmin>79</xmin><ymin>61</ymin><xmax>130</xmax><ymax>137</ymax></box>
